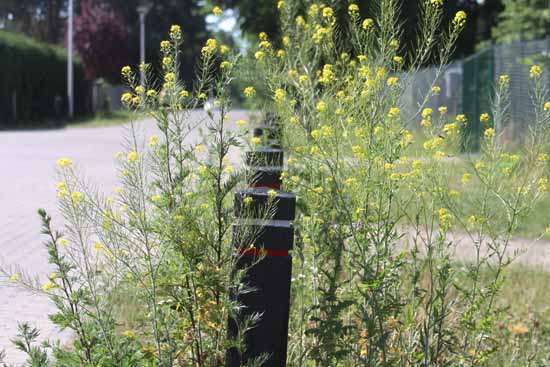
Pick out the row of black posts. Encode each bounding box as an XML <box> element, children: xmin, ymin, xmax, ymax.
<box><xmin>226</xmin><ymin>113</ymin><xmax>296</xmax><ymax>367</ymax></box>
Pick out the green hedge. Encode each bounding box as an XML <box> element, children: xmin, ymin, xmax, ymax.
<box><xmin>0</xmin><ymin>31</ymin><xmax>88</xmax><ymax>128</ymax></box>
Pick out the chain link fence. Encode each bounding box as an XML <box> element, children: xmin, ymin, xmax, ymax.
<box><xmin>401</xmin><ymin>38</ymin><xmax>550</xmax><ymax>149</ymax></box>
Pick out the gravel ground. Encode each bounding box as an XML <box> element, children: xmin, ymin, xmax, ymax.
<box><xmin>0</xmin><ymin>110</ymin><xmax>247</xmax><ymax>365</ymax></box>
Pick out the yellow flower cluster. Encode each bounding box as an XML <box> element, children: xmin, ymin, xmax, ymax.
<box><xmin>530</xmin><ymin>64</ymin><xmax>542</xmax><ymax>79</ymax></box>
<box><xmin>430</xmin><ymin>0</ymin><xmax>443</xmax><ymax>7</ymax></box>
<box><xmin>348</xmin><ymin>4</ymin><xmax>359</xmax><ymax>15</ymax></box>
<box><xmin>362</xmin><ymin>18</ymin><xmax>374</xmax><ymax>30</ymax></box>
<box><xmin>212</xmin><ymin>6</ymin><xmax>223</xmax><ymax>16</ymax></box>
<box><xmin>57</xmin><ymin>158</ymin><xmax>73</xmax><ymax>168</ymax></box>
<box><xmin>438</xmin><ymin>208</ymin><xmax>452</xmax><ymax>229</ymax></box>
<box><xmin>421</xmin><ymin>108</ymin><xmax>433</xmax><ymax>127</ymax></box>
<box><xmin>499</xmin><ymin>74</ymin><xmax>510</xmax><ymax>86</ymax></box>
<box><xmin>544</xmin><ymin>102</ymin><xmax>550</xmax><ymax>111</ymax></box>
<box><xmin>127</xmin><ymin>151</ymin><xmax>139</xmax><ymax>163</ymax></box>
<box><xmin>243</xmin><ymin>86</ymin><xmax>256</xmax><ymax>98</ymax></box>
<box><xmin>319</xmin><ymin>64</ymin><xmax>336</xmax><ymax>84</ymax></box>
<box><xmin>443</xmin><ymin>122</ymin><xmax>459</xmax><ymax>136</ymax></box>
<box><xmin>453</xmin><ymin>11</ymin><xmax>467</xmax><ymax>28</ymax></box>
<box><xmin>274</xmin><ymin>88</ymin><xmax>286</xmax><ymax>104</ymax></box>
<box><xmin>484</xmin><ymin>128</ymin><xmax>495</xmax><ymax>139</ymax></box>
<box><xmin>423</xmin><ymin>137</ymin><xmax>444</xmax><ymax>151</ymax></box>
<box><xmin>201</xmin><ymin>38</ymin><xmax>217</xmax><ymax>56</ymax></box>
<box><xmin>169</xmin><ymin>25</ymin><xmax>181</xmax><ymax>40</ymax></box>
<box><xmin>312</xmin><ymin>25</ymin><xmax>331</xmax><ymax>43</ymax></box>
<box><xmin>387</xmin><ymin>76</ymin><xmax>399</xmax><ymax>87</ymax></box>
<box><xmin>388</xmin><ymin>107</ymin><xmax>400</xmax><ymax>118</ymax></box>
<box><xmin>480</xmin><ymin>113</ymin><xmax>490</xmax><ymax>123</ymax></box>
<box><xmin>121</xmin><ymin>65</ymin><xmax>132</xmax><ymax>79</ymax></box>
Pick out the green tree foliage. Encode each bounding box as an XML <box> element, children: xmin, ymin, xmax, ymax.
<box><xmin>0</xmin><ymin>0</ymin><xmax>209</xmax><ymax>85</ymax></box>
<box><xmin>0</xmin><ymin>30</ymin><xmax>87</xmax><ymax>126</ymax></box>
<box><xmin>0</xmin><ymin>0</ymin><xmax>66</xmax><ymax>44</ymax></box>
<box><xmin>492</xmin><ymin>0</ymin><xmax>550</xmax><ymax>43</ymax></box>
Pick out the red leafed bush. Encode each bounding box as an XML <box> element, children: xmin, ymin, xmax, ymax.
<box><xmin>74</xmin><ymin>0</ymin><xmax>133</xmax><ymax>83</ymax></box>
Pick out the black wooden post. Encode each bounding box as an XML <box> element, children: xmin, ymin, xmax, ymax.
<box><xmin>227</xmin><ymin>114</ymin><xmax>295</xmax><ymax>367</ymax></box>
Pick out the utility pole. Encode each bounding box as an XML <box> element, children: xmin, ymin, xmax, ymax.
<box><xmin>137</xmin><ymin>3</ymin><xmax>152</xmax><ymax>86</ymax></box>
<box><xmin>67</xmin><ymin>0</ymin><xmax>74</xmax><ymax>118</ymax></box>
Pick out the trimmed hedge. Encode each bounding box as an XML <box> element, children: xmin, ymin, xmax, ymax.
<box><xmin>0</xmin><ymin>31</ymin><xmax>88</xmax><ymax>128</ymax></box>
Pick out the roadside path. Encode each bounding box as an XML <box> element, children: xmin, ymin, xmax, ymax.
<box><xmin>0</xmin><ymin>110</ymin><xmax>246</xmax><ymax>365</ymax></box>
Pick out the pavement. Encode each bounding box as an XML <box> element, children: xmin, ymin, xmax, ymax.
<box><xmin>0</xmin><ymin>110</ymin><xmax>247</xmax><ymax>365</ymax></box>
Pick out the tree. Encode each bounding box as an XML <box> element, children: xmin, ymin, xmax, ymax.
<box><xmin>492</xmin><ymin>0</ymin><xmax>550</xmax><ymax>43</ymax></box>
<box><xmin>74</xmin><ymin>0</ymin><xmax>132</xmax><ymax>82</ymax></box>
<box><xmin>109</xmin><ymin>0</ymin><xmax>208</xmax><ymax>87</ymax></box>
<box><xmin>0</xmin><ymin>0</ymin><xmax>66</xmax><ymax>44</ymax></box>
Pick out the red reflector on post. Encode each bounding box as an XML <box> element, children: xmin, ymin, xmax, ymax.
<box><xmin>237</xmin><ymin>248</ymin><xmax>289</xmax><ymax>257</ymax></box>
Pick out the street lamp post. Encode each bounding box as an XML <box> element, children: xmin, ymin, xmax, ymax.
<box><xmin>137</xmin><ymin>3</ymin><xmax>152</xmax><ymax>86</ymax></box>
<box><xmin>67</xmin><ymin>0</ymin><xmax>74</xmax><ymax>118</ymax></box>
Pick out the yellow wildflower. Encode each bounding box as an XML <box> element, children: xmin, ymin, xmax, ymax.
<box><xmin>121</xmin><ymin>92</ymin><xmax>133</xmax><ymax>104</ymax></box>
<box><xmin>484</xmin><ymin>128</ymin><xmax>495</xmax><ymax>138</ymax></box>
<box><xmin>179</xmin><ymin>90</ymin><xmax>189</xmax><ymax>98</ymax></box>
<box><xmin>387</xmin><ymin>77</ymin><xmax>399</xmax><ymax>87</ymax></box>
<box><xmin>530</xmin><ymin>64</ymin><xmax>542</xmax><ymax>79</ymax></box>
<box><xmin>421</xmin><ymin>108</ymin><xmax>433</xmax><ymax>118</ymax></box>
<box><xmin>254</xmin><ymin>51</ymin><xmax>265</xmax><ymax>60</ymax></box>
<box><xmin>71</xmin><ymin>191</ymin><xmax>84</xmax><ymax>204</ymax></box>
<box><xmin>148</xmin><ymin>136</ymin><xmax>158</xmax><ymax>147</ymax></box>
<box><xmin>312</xmin><ymin>187</ymin><xmax>324</xmax><ymax>194</ymax></box>
<box><xmin>362</xmin><ymin>18</ymin><xmax>374</xmax><ymax>30</ymax></box>
<box><xmin>456</xmin><ymin>114</ymin><xmax>467</xmax><ymax>123</ymax></box>
<box><xmin>388</xmin><ymin>107</ymin><xmax>400</xmax><ymax>118</ymax></box>
<box><xmin>274</xmin><ymin>89</ymin><xmax>286</xmax><ymax>104</ymax></box>
<box><xmin>243</xmin><ymin>86</ymin><xmax>256</xmax><ymax>98</ymax></box>
<box><xmin>93</xmin><ymin>242</ymin><xmax>104</xmax><ymax>251</ymax></box>
<box><xmin>121</xmin><ymin>65</ymin><xmax>132</xmax><ymax>77</ymax></box>
<box><xmin>127</xmin><ymin>151</ymin><xmax>139</xmax><ymax>163</ymax></box>
<box><xmin>544</xmin><ymin>101</ymin><xmax>550</xmax><ymax>111</ymax></box>
<box><xmin>277</xmin><ymin>1</ymin><xmax>285</xmax><ymax>10</ymax></box>
<box><xmin>135</xmin><ymin>85</ymin><xmax>145</xmax><ymax>94</ymax></box>
<box><xmin>316</xmin><ymin>101</ymin><xmax>327</xmax><ymax>112</ymax></box>
<box><xmin>169</xmin><ymin>25</ymin><xmax>181</xmax><ymax>40</ymax></box>
<box><xmin>322</xmin><ymin>7</ymin><xmax>333</xmax><ymax>18</ymax></box>
<box><xmin>212</xmin><ymin>6</ymin><xmax>223</xmax><ymax>15</ymax></box>
<box><xmin>250</xmin><ymin>137</ymin><xmax>262</xmax><ymax>145</ymax></box>
<box><xmin>348</xmin><ymin>4</ymin><xmax>359</xmax><ymax>14</ymax></box>
<box><xmin>431</xmin><ymin>85</ymin><xmax>441</xmax><ymax>94</ymax></box>
<box><xmin>453</xmin><ymin>10</ymin><xmax>467</xmax><ymax>27</ymax></box>
<box><xmin>438</xmin><ymin>106</ymin><xmax>448</xmax><ymax>115</ymax></box>
<box><xmin>480</xmin><ymin>113</ymin><xmax>490</xmax><ymax>123</ymax></box>
<box><xmin>499</xmin><ymin>74</ymin><xmax>510</xmax><ymax>86</ymax></box>
<box><xmin>220</xmin><ymin>44</ymin><xmax>229</xmax><ymax>54</ymax></box>
<box><xmin>42</xmin><ymin>281</ymin><xmax>56</xmax><ymax>292</ymax></box>
<box><xmin>393</xmin><ymin>56</ymin><xmax>403</xmax><ymax>64</ymax></box>
<box><xmin>10</xmin><ymin>274</ymin><xmax>18</xmax><ymax>282</ymax></box>
<box><xmin>220</xmin><ymin>61</ymin><xmax>232</xmax><ymax>70</ymax></box>
<box><xmin>201</xmin><ymin>38</ymin><xmax>217</xmax><ymax>56</ymax></box>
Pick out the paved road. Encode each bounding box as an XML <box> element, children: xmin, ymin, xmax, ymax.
<box><xmin>0</xmin><ymin>110</ymin><xmax>247</xmax><ymax>365</ymax></box>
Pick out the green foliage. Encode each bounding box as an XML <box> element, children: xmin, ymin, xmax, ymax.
<box><xmin>0</xmin><ymin>30</ymin><xmax>87</xmax><ymax>127</ymax></box>
<box><xmin>492</xmin><ymin>0</ymin><xmax>550</xmax><ymax>43</ymax></box>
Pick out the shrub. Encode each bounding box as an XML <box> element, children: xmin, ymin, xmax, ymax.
<box><xmin>244</xmin><ymin>1</ymin><xmax>550</xmax><ymax>365</ymax></box>
<box><xmin>0</xmin><ymin>31</ymin><xmax>88</xmax><ymax>127</ymax></box>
